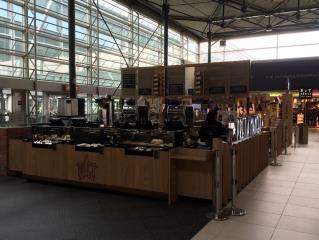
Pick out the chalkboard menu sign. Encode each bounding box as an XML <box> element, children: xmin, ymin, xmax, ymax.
<box><xmin>138</xmin><ymin>88</ymin><xmax>152</xmax><ymax>96</ymax></box>
<box><xmin>230</xmin><ymin>85</ymin><xmax>247</xmax><ymax>94</ymax></box>
<box><xmin>209</xmin><ymin>86</ymin><xmax>225</xmax><ymax>94</ymax></box>
<box><xmin>168</xmin><ymin>84</ymin><xmax>183</xmax><ymax>95</ymax></box>
<box><xmin>299</xmin><ymin>88</ymin><xmax>312</xmax><ymax>99</ymax></box>
<box><xmin>122</xmin><ymin>73</ymin><xmax>136</xmax><ymax>88</ymax></box>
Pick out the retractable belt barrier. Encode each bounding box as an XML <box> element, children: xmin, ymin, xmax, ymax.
<box><xmin>223</xmin><ymin>145</ymin><xmax>246</xmax><ymax>216</ymax></box>
<box><xmin>206</xmin><ymin>150</ymin><xmax>228</xmax><ymax>221</ymax></box>
<box><xmin>270</xmin><ymin>127</ymin><xmax>281</xmax><ymax>166</ymax></box>
<box><xmin>283</xmin><ymin>121</ymin><xmax>288</xmax><ymax>155</ymax></box>
<box><xmin>223</xmin><ymin>129</ymin><xmax>246</xmax><ymax>217</ymax></box>
<box><xmin>294</xmin><ymin>124</ymin><xmax>297</xmax><ymax>149</ymax></box>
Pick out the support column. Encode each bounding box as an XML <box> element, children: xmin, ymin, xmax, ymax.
<box><xmin>163</xmin><ymin>0</ymin><xmax>169</xmax><ymax>96</ymax></box>
<box><xmin>207</xmin><ymin>22</ymin><xmax>212</xmax><ymax>63</ymax></box>
<box><xmin>42</xmin><ymin>92</ymin><xmax>49</xmax><ymax>122</ymax></box>
<box><xmin>87</xmin><ymin>94</ymin><xmax>93</xmax><ymax>120</ymax></box>
<box><xmin>137</xmin><ymin>12</ymin><xmax>140</xmax><ymax>67</ymax></box>
<box><xmin>34</xmin><ymin>0</ymin><xmax>38</xmax><ymax>122</ymax></box>
<box><xmin>12</xmin><ymin>90</ymin><xmax>27</xmax><ymax>125</ymax></box>
<box><xmin>0</xmin><ymin>89</ymin><xmax>5</xmax><ymax>124</ymax></box>
<box><xmin>88</xmin><ymin>2</ymin><xmax>93</xmax><ymax>86</ymax></box>
<box><xmin>68</xmin><ymin>0</ymin><xmax>76</xmax><ymax>98</ymax></box>
<box><xmin>130</xmin><ymin>9</ymin><xmax>134</xmax><ymax>67</ymax></box>
<box><xmin>23</xmin><ymin>1</ymin><xmax>29</xmax><ymax>79</ymax></box>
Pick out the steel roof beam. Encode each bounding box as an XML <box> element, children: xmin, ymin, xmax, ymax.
<box><xmin>170</xmin><ymin>6</ymin><xmax>318</xmax><ymax>23</ymax></box>
<box><xmin>116</xmin><ymin>0</ymin><xmax>204</xmax><ymax>40</ymax></box>
<box><xmin>210</xmin><ymin>21</ymin><xmax>319</xmax><ymax>39</ymax></box>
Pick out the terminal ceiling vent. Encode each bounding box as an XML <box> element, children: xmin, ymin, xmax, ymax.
<box><xmin>121</xmin><ymin>0</ymin><xmax>319</xmax><ymax>40</ymax></box>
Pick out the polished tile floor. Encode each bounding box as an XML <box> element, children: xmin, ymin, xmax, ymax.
<box><xmin>193</xmin><ymin>128</ymin><xmax>319</xmax><ymax>240</ymax></box>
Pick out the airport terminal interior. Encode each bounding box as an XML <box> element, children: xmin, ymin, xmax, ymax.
<box><xmin>1</xmin><ymin>0</ymin><xmax>319</xmax><ymax>239</ymax></box>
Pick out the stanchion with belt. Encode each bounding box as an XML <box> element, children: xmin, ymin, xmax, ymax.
<box><xmin>270</xmin><ymin>127</ymin><xmax>282</xmax><ymax>166</ymax></box>
<box><xmin>283</xmin><ymin>121</ymin><xmax>288</xmax><ymax>155</ymax></box>
<box><xmin>223</xmin><ymin>129</ymin><xmax>246</xmax><ymax>217</ymax></box>
<box><xmin>293</xmin><ymin>124</ymin><xmax>297</xmax><ymax>148</ymax></box>
<box><xmin>206</xmin><ymin>149</ymin><xmax>228</xmax><ymax>221</ymax></box>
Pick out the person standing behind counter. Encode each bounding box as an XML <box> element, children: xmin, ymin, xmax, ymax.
<box><xmin>198</xmin><ymin>109</ymin><xmax>227</xmax><ymax>148</ymax></box>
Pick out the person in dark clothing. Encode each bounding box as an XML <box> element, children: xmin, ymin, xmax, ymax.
<box><xmin>198</xmin><ymin>109</ymin><xmax>227</xmax><ymax>147</ymax></box>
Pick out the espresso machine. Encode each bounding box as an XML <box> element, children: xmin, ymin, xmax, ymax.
<box><xmin>95</xmin><ymin>96</ymin><xmax>113</xmax><ymax>126</ymax></box>
<box><xmin>165</xmin><ymin>105</ymin><xmax>193</xmax><ymax>129</ymax></box>
<box><xmin>115</xmin><ymin>101</ymin><xmax>151</xmax><ymax>129</ymax></box>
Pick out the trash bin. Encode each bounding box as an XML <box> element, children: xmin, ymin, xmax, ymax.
<box><xmin>298</xmin><ymin>124</ymin><xmax>308</xmax><ymax>144</ymax></box>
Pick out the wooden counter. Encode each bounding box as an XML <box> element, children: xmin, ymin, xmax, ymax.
<box><xmin>9</xmin><ymin>141</ymin><xmax>172</xmax><ymax>202</ymax></box>
<box><xmin>170</xmin><ymin>148</ymin><xmax>215</xmax><ymax>202</ymax></box>
<box><xmin>0</xmin><ymin>126</ymin><xmax>31</xmax><ymax>175</ymax></box>
<box><xmin>9</xmin><ymin>131</ymin><xmax>270</xmax><ymax>206</ymax></box>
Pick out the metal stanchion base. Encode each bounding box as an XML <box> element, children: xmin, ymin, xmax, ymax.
<box><xmin>270</xmin><ymin>162</ymin><xmax>282</xmax><ymax>166</ymax></box>
<box><xmin>223</xmin><ymin>207</ymin><xmax>246</xmax><ymax>216</ymax></box>
<box><xmin>206</xmin><ymin>211</ymin><xmax>229</xmax><ymax>221</ymax></box>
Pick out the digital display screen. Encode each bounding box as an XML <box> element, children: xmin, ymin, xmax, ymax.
<box><xmin>251</xmin><ymin>58</ymin><xmax>319</xmax><ymax>91</ymax></box>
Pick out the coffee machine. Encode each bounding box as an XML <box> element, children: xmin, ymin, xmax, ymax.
<box><xmin>164</xmin><ymin>105</ymin><xmax>193</xmax><ymax>131</ymax></box>
<box><xmin>95</xmin><ymin>96</ymin><xmax>113</xmax><ymax>126</ymax></box>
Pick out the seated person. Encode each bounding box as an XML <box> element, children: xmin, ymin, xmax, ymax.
<box><xmin>198</xmin><ymin>110</ymin><xmax>227</xmax><ymax>147</ymax></box>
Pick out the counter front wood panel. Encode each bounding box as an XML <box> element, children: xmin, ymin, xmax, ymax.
<box><xmin>18</xmin><ymin>142</ymin><xmax>170</xmax><ymax>196</ymax></box>
<box><xmin>170</xmin><ymin>148</ymin><xmax>214</xmax><ymax>201</ymax></box>
<box><xmin>24</xmin><ymin>143</ymin><xmax>66</xmax><ymax>179</ymax></box>
<box><xmin>109</xmin><ymin>148</ymin><xmax>169</xmax><ymax>193</ymax></box>
<box><xmin>0</xmin><ymin>127</ymin><xmax>31</xmax><ymax>175</ymax></box>
<box><xmin>65</xmin><ymin>146</ymin><xmax>110</xmax><ymax>185</ymax></box>
<box><xmin>8</xmin><ymin>139</ymin><xmax>25</xmax><ymax>172</ymax></box>
<box><xmin>176</xmin><ymin>159</ymin><xmax>213</xmax><ymax>200</ymax></box>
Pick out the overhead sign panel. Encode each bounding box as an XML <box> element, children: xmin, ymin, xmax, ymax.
<box><xmin>251</xmin><ymin>58</ymin><xmax>319</xmax><ymax>91</ymax></box>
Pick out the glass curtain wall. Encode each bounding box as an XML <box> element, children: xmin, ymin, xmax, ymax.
<box><xmin>0</xmin><ymin>0</ymin><xmax>199</xmax><ymax>88</ymax></box>
<box><xmin>200</xmin><ymin>31</ymin><xmax>319</xmax><ymax>63</ymax></box>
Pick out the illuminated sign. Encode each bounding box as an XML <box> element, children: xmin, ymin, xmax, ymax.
<box><xmin>299</xmin><ymin>88</ymin><xmax>312</xmax><ymax>99</ymax></box>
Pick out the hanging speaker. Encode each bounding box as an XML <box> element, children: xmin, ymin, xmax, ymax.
<box><xmin>220</xmin><ymin>39</ymin><xmax>226</xmax><ymax>47</ymax></box>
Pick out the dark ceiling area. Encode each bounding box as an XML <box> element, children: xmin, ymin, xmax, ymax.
<box><xmin>120</xmin><ymin>0</ymin><xmax>319</xmax><ymax>41</ymax></box>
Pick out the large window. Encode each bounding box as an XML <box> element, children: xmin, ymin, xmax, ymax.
<box><xmin>200</xmin><ymin>31</ymin><xmax>319</xmax><ymax>63</ymax></box>
<box><xmin>0</xmin><ymin>0</ymin><xmax>199</xmax><ymax>88</ymax></box>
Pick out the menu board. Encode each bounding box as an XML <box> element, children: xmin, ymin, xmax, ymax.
<box><xmin>168</xmin><ymin>84</ymin><xmax>184</xmax><ymax>96</ymax></box>
<box><xmin>138</xmin><ymin>88</ymin><xmax>152</xmax><ymax>96</ymax></box>
<box><xmin>122</xmin><ymin>73</ymin><xmax>136</xmax><ymax>88</ymax></box>
<box><xmin>209</xmin><ymin>86</ymin><xmax>225</xmax><ymax>94</ymax></box>
<box><xmin>230</xmin><ymin>85</ymin><xmax>247</xmax><ymax>94</ymax></box>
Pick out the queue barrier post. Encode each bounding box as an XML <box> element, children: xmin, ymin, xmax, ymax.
<box><xmin>206</xmin><ymin>150</ymin><xmax>228</xmax><ymax>221</ymax></box>
<box><xmin>223</xmin><ymin>145</ymin><xmax>246</xmax><ymax>217</ymax></box>
<box><xmin>270</xmin><ymin>128</ymin><xmax>282</xmax><ymax>166</ymax></box>
<box><xmin>294</xmin><ymin>124</ymin><xmax>297</xmax><ymax>148</ymax></box>
<box><xmin>283</xmin><ymin>122</ymin><xmax>288</xmax><ymax>155</ymax></box>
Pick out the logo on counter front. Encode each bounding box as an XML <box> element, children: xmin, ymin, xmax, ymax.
<box><xmin>76</xmin><ymin>159</ymin><xmax>98</xmax><ymax>181</ymax></box>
